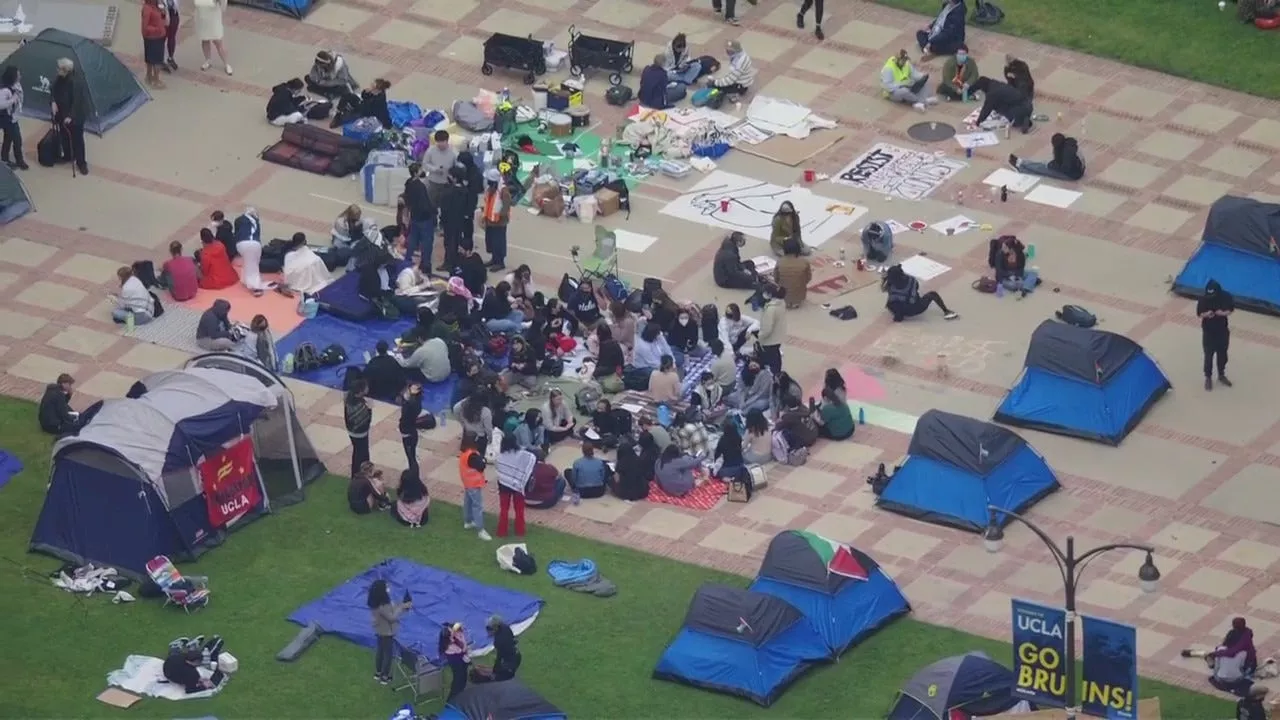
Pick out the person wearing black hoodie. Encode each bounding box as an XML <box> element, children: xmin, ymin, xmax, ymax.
<box><xmin>971</xmin><ymin>76</ymin><xmax>1033</xmax><ymax>133</ymax></box>
<box><xmin>196</xmin><ymin>299</ymin><xmax>238</xmax><ymax>351</ymax></box>
<box><xmin>38</xmin><ymin>373</ymin><xmax>80</xmax><ymax>435</ymax></box>
<box><xmin>1199</xmin><ymin>279</ymin><xmax>1234</xmax><ymax>391</ymax></box>
<box><xmin>1002</xmin><ymin>55</ymin><xmax>1035</xmax><ymax>100</ymax></box>
<box><xmin>266</xmin><ymin>78</ymin><xmax>308</xmax><ymax>125</ymax></box>
<box><xmin>989</xmin><ymin>236</ymin><xmax>1026</xmax><ymax>284</ymax></box>
<box><xmin>665</xmin><ymin>307</ymin><xmax>702</xmax><ymax>372</ymax></box>
<box><xmin>457</xmin><ymin>151</ymin><xmax>484</xmax><ymax>254</ymax></box>
<box><xmin>403</xmin><ymin>163</ymin><xmax>435</xmax><ymax>273</ymax></box>
<box><xmin>454</xmin><ymin>242</ymin><xmax>488</xmax><ymax>299</ymax></box>
<box><xmin>399</xmin><ymin>382</ymin><xmax>424</xmax><ymax>476</ymax></box>
<box><xmin>1009</xmin><ymin>133</ymin><xmax>1085</xmax><ymax>181</ymax></box>
<box><xmin>364</xmin><ymin>340</ymin><xmax>406</xmax><ymax>401</ymax></box>
<box><xmin>712</xmin><ymin>232</ymin><xmax>758</xmax><ymax>289</ymax></box>
<box><xmin>344</xmin><ymin>379</ymin><xmax>373</xmax><ymax>478</ymax></box>
<box><xmin>439</xmin><ymin>167</ymin><xmax>469</xmax><ymax>274</ymax></box>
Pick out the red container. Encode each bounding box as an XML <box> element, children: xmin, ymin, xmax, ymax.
<box><xmin>719</xmin><ymin>198</ymin><xmax>730</xmax><ymax>212</ymax></box>
<box><xmin>803</xmin><ymin>169</ymin><xmax>816</xmax><ymax>183</ymax></box>
<box><xmin>856</xmin><ymin>258</ymin><xmax>866</xmax><ymax>271</ymax></box>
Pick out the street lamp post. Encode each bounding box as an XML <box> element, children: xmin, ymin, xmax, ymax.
<box><xmin>983</xmin><ymin>505</ymin><xmax>1161</xmax><ymax>720</ymax></box>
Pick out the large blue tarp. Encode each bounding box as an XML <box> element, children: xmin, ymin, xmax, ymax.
<box><xmin>0</xmin><ymin>449</ymin><xmax>23</xmax><ymax>491</ymax></box>
<box><xmin>1173</xmin><ymin>242</ymin><xmax>1280</xmax><ymax>316</ymax></box>
<box><xmin>288</xmin><ymin>558</ymin><xmax>544</xmax><ymax>663</ymax></box>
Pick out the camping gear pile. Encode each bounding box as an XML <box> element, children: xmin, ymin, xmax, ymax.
<box><xmin>546</xmin><ymin>558</ymin><xmax>616</xmax><ymax>597</ymax></box>
<box><xmin>50</xmin><ymin>562</ymin><xmax>134</xmax><ymax>599</ymax></box>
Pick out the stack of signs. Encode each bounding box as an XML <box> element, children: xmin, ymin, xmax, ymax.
<box><xmin>833</xmin><ymin>143</ymin><xmax>966</xmax><ymax>200</ymax></box>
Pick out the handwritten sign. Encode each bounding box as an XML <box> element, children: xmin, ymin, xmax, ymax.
<box><xmin>833</xmin><ymin>143</ymin><xmax>966</xmax><ymax>200</ymax></box>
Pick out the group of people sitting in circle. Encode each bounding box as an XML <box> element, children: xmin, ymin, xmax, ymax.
<box><xmin>638</xmin><ymin>33</ymin><xmax>758</xmax><ymax>110</ymax></box>
<box><xmin>265</xmin><ymin>50</ymin><xmax>393</xmax><ymax>129</ymax></box>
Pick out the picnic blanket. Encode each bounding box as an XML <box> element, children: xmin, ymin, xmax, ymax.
<box><xmin>547</xmin><ymin>559</ymin><xmax>616</xmax><ymax>598</ymax></box>
<box><xmin>614</xmin><ymin>391</ymin><xmax>689</xmax><ymax>426</ymax></box>
<box><xmin>646</xmin><ymin>478</ymin><xmax>728</xmax><ymax>510</ymax></box>
<box><xmin>679</xmin><ymin>353</ymin><xmax>717</xmax><ymax>401</ymax></box>
<box><xmin>107</xmin><ymin>655</ymin><xmax>225</xmax><ymax>701</ymax></box>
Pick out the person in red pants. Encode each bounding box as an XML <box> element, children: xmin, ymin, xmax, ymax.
<box><xmin>494</xmin><ymin>433</ymin><xmax>535</xmax><ymax>537</ymax></box>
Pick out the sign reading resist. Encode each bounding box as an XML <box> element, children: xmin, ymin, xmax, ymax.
<box><xmin>833</xmin><ymin>143</ymin><xmax>966</xmax><ymax>200</ymax></box>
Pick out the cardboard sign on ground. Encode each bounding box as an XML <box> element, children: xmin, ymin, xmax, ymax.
<box><xmin>988</xmin><ymin>697</ymin><xmax>1162</xmax><ymax>720</ymax></box>
<box><xmin>96</xmin><ymin>688</ymin><xmax>142</xmax><ymax>708</ymax></box>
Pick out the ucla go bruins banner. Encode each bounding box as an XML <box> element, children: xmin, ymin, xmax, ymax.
<box><xmin>1080</xmin><ymin>615</ymin><xmax>1138</xmax><ymax>719</ymax></box>
<box><xmin>1011</xmin><ymin>599</ymin><xmax>1067</xmax><ymax>707</ymax></box>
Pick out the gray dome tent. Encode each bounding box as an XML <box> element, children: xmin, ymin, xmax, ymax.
<box><xmin>4</xmin><ymin>29</ymin><xmax>150</xmax><ymax>134</ymax></box>
<box><xmin>0</xmin><ymin>162</ymin><xmax>32</xmax><ymax>224</ymax></box>
<box><xmin>887</xmin><ymin>651</ymin><xmax>1019</xmax><ymax>719</ymax></box>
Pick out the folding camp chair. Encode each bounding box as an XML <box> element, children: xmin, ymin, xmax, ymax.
<box><xmin>573</xmin><ymin>225</ymin><xmax>619</xmax><ymax>283</ymax></box>
<box><xmin>145</xmin><ymin>555</ymin><xmax>210</xmax><ymax>613</ymax></box>
<box><xmin>393</xmin><ymin>641</ymin><xmax>443</xmax><ymax>706</ymax></box>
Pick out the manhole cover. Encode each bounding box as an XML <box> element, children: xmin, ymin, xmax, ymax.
<box><xmin>907</xmin><ymin>121</ymin><xmax>956</xmax><ymax>142</ymax></box>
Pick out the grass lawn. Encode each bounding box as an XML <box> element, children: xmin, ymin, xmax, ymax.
<box><xmin>873</xmin><ymin>0</ymin><xmax>1280</xmax><ymax>99</ymax></box>
<box><xmin>0</xmin><ymin>397</ymin><xmax>1231</xmax><ymax>718</ymax></box>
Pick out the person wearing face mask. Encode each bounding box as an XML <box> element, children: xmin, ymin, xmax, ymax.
<box><xmin>1199</xmin><ymin>279</ymin><xmax>1234</xmax><ymax>391</ymax></box>
<box><xmin>479</xmin><ymin>169</ymin><xmax>512</xmax><ymax>272</ymax></box>
<box><xmin>937</xmin><ymin>44</ymin><xmax>979</xmax><ymax>101</ymax></box>
<box><xmin>647</xmin><ymin>355</ymin><xmax>682</xmax><ymax>403</ymax></box>
<box><xmin>665</xmin><ymin>309</ymin><xmax>702</xmax><ymax>373</ymax></box>
<box><xmin>689</xmin><ymin>371</ymin><xmax>726</xmax><ymax>423</ymax></box>
<box><xmin>770</xmin><ymin>202</ymin><xmax>804</xmax><ymax>256</ymax></box>
<box><xmin>569</xmin><ymin>279</ymin><xmax>604</xmax><ymax>334</ymax></box>
<box><xmin>861</xmin><ymin>222</ymin><xmax>894</xmax><ymax>263</ymax></box>
<box><xmin>728</xmin><ymin>358</ymin><xmax>773</xmax><ymax>414</ymax></box>
<box><xmin>718</xmin><ymin>303</ymin><xmax>760</xmax><ymax>354</ymax></box>
<box><xmin>713</xmin><ymin>232</ymin><xmax>759</xmax><ymax>290</ymax></box>
<box><xmin>753</xmin><ymin>285</ymin><xmax>788</xmax><ymax>376</ymax></box>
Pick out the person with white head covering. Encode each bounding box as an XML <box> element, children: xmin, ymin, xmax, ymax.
<box><xmin>233</xmin><ymin>208</ymin><xmax>269</xmax><ymax>295</ymax></box>
<box><xmin>282</xmin><ymin>232</ymin><xmax>334</xmax><ymax>296</ymax></box>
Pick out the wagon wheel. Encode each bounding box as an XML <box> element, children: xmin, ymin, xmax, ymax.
<box><xmin>523</xmin><ymin>72</ymin><xmax>536</xmax><ymax>85</ymax></box>
<box><xmin>622</xmin><ymin>61</ymin><xmax>633</xmax><ymax>73</ymax></box>
<box><xmin>609</xmin><ymin>72</ymin><xmax>622</xmax><ymax>86</ymax></box>
<box><xmin>481</xmin><ymin>63</ymin><xmax>494</xmax><ymax>76</ymax></box>
<box><xmin>570</xmin><ymin>65</ymin><xmax>583</xmax><ymax>77</ymax></box>
<box><xmin>534</xmin><ymin>60</ymin><xmax>547</xmax><ymax>75</ymax></box>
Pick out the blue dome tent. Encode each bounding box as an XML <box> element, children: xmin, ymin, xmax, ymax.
<box><xmin>994</xmin><ymin>320</ymin><xmax>1170</xmax><ymax>446</ymax></box>
<box><xmin>1174</xmin><ymin>196</ymin><xmax>1280</xmax><ymax>316</ymax></box>
<box><xmin>653</xmin><ymin>584</ymin><xmax>830</xmax><ymax>706</ymax></box>
<box><xmin>875</xmin><ymin>411</ymin><xmax>1060</xmax><ymax>532</ymax></box>
<box><xmin>748</xmin><ymin>530</ymin><xmax>910</xmax><ymax>655</ymax></box>
<box><xmin>30</xmin><ymin>366</ymin><xmax>322</xmax><ymax>578</ymax></box>
<box><xmin>886</xmin><ymin>651</ymin><xmax>1020</xmax><ymax>719</ymax></box>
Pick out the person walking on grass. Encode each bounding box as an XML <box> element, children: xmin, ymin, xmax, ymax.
<box><xmin>1199</xmin><ymin>279</ymin><xmax>1234</xmax><ymax>391</ymax></box>
<box><xmin>368</xmin><ymin>579</ymin><xmax>411</xmax><ymax>685</ymax></box>
<box><xmin>141</xmin><ymin>0</ymin><xmax>168</xmax><ymax>89</ymax></box>
<box><xmin>459</xmin><ymin>433</ymin><xmax>492</xmax><ymax>541</ymax></box>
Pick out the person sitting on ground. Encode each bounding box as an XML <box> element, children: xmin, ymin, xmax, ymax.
<box><xmin>482</xmin><ymin>281</ymin><xmax>526</xmax><ymax>335</ymax></box>
<box><xmin>971</xmin><ymin>76</ymin><xmax>1034</xmax><ymax>134</ymax></box>
<box><xmin>393</xmin><ymin>470</ymin><xmax>430</xmax><ymax>527</ymax></box>
<box><xmin>160</xmin><ymin>240</ymin><xmax>199</xmax><ymax>301</ymax></box>
<box><xmin>353</xmin><ymin>78</ymin><xmax>392</xmax><ymax>129</ymax></box>
<box><xmin>664</xmin><ymin>33</ymin><xmax>703</xmax><ymax>85</ymax></box>
<box><xmin>282</xmin><ymin>233</ymin><xmax>335</xmax><ymax>295</ymax></box>
<box><xmin>1210</xmin><ymin>618</ymin><xmax>1260</xmax><ymax>677</ymax></box>
<box><xmin>882</xmin><ymin>49</ymin><xmax>935</xmax><ymax>111</ymax></box>
<box><xmin>883</xmin><ymin>263</ymin><xmax>959</xmax><ymax>322</ymax></box>
<box><xmin>38</xmin><ymin>373</ymin><xmax>80</xmax><ymax>435</ymax></box>
<box><xmin>590</xmin><ymin>325</ymin><xmax>627</xmax><ymax>383</ymax></box>
<box><xmin>454</xmin><ymin>243</ymin><xmax>488</xmax><ymax>299</ymax></box>
<box><xmin>713</xmin><ymin>418</ymin><xmax>746</xmax><ymax>479</ymax></box>
<box><xmin>542</xmin><ymin>388</ymin><xmax>576</xmax><ymax>444</ymax></box>
<box><xmin>306</xmin><ymin>50</ymin><xmax>359</xmax><ymax>104</ymax></box>
<box><xmin>917</xmin><ymin>0</ymin><xmax>967</xmax><ymax>59</ymax></box>
<box><xmin>391</xmin><ymin>264</ymin><xmax>433</xmax><ymax>316</ymax></box>
<box><xmin>210</xmin><ymin>210</ymin><xmax>236</xmax><ymax>258</ymax></box>
<box><xmin>1009</xmin><ymin>133</ymin><xmax>1085</xmax><ymax>181</ymax></box>
<box><xmin>707</xmin><ymin>338</ymin><xmax>738</xmax><ymax>396</ymax></box>
<box><xmin>812</xmin><ymin>387</ymin><xmax>855</xmax><ymax>440</ymax></box>
<box><xmin>544</xmin><ymin>314</ymin><xmax>577</xmax><ymax>356</ymax></box>
<box><xmin>639</xmin><ymin>53</ymin><xmax>674</xmax><ymax>110</ymax></box>
<box><xmin>743</xmin><ymin>409</ymin><xmax>773</xmax><ymax>464</ymax></box>
<box><xmin>543</xmin><ymin>298</ymin><xmax>579</xmax><ymax>339</ymax></box>
<box><xmin>568</xmin><ymin>279</ymin><xmax>605</xmax><ymax>335</ymax></box>
<box><xmin>348</xmin><ymin>462</ymin><xmax>392</xmax><ymax>514</ymax></box>
<box><xmin>486</xmin><ymin>615</ymin><xmax>522</xmax><ymax>681</ymax></box>
<box><xmin>706</xmin><ymin>40</ymin><xmax>757</xmax><ymax>97</ymax></box>
<box><xmin>937</xmin><ymin>44</ymin><xmax>978</xmax><ymax>101</ymax></box>
<box><xmin>824</xmin><ymin>368</ymin><xmax>848</xmax><ymax>403</ymax></box>
<box><xmin>770</xmin><ymin>202</ymin><xmax>804</xmax><ymax>257</ymax></box>
<box><xmin>399</xmin><ymin>335</ymin><xmax>451</xmax><ymax>383</ymax></box>
<box><xmin>196</xmin><ymin>299</ymin><xmax>240</xmax><ymax>351</ymax></box>
<box><xmin>772</xmin><ymin>370</ymin><xmax>805</xmax><ymax>418</ymax></box>
<box><xmin>524</xmin><ymin>459</ymin><xmax>565</xmax><ymax>509</ymax></box>
<box><xmin>689</xmin><ymin>371</ymin><xmax>726</xmax><ymax>424</ymax></box>
<box><xmin>632</xmin><ymin>321</ymin><xmax>674</xmax><ymax>375</ymax></box>
<box><xmin>1236</xmin><ymin>685</ymin><xmax>1272</xmax><ymax>720</ymax></box>
<box><xmin>582</xmin><ymin>398</ymin><xmax>621</xmax><ymax>448</ymax></box>
<box><xmin>504</xmin><ymin>265</ymin><xmax>540</xmax><ymax>318</ymax></box>
<box><xmin>776</xmin><ymin>396</ymin><xmax>820</xmax><ymax>449</ymax></box>
<box><xmin>197</xmin><ymin>228</ymin><xmax>238</xmax><ymax>290</ymax></box>
<box><xmin>666</xmin><ymin>307</ymin><xmax>702</xmax><ymax>369</ymax></box>
<box><xmin>774</xmin><ymin>238</ymin><xmax>812</xmax><ymax>309</ymax></box>
<box><xmin>1003</xmin><ymin>55</ymin><xmax>1035</xmax><ymax>100</ymax></box>
<box><xmin>364</xmin><ymin>341</ymin><xmax>407</xmax><ymax>401</ymax></box>
<box><xmin>513</xmin><ymin>408</ymin><xmax>547</xmax><ymax>458</ymax></box>
<box><xmin>439</xmin><ymin>276</ymin><xmax>475</xmax><ymax>331</ymax></box>
<box><xmin>566</xmin><ymin>441</ymin><xmax>612</xmax><ymax>499</ymax></box>
<box><xmin>607</xmin><ymin>301</ymin><xmax>636</xmax><ymax>355</ymax></box>
<box><xmin>163</xmin><ymin>649</ymin><xmax>224</xmax><ymax>695</ymax></box>
<box><xmin>266</xmin><ymin>78</ymin><xmax>312</xmax><ymax>126</ymax></box>
<box><xmin>730</xmin><ymin>357</ymin><xmax>773</xmax><ymax>413</ymax></box>
<box><xmin>647</xmin><ymin>354</ymin><xmax>682</xmax><ymax>404</ymax></box>
<box><xmin>110</xmin><ymin>266</ymin><xmax>154</xmax><ymax>326</ymax></box>
<box><xmin>332</xmin><ymin>205</ymin><xmax>380</xmax><ymax>265</ymax></box>
<box><xmin>654</xmin><ymin>443</ymin><xmax>702</xmax><ymax>497</ymax></box>
<box><xmin>861</xmin><ymin>221</ymin><xmax>894</xmax><ymax>263</ymax></box>
<box><xmin>611</xmin><ymin>440</ymin><xmax>651</xmax><ymax>500</ymax></box>
<box><xmin>719</xmin><ymin>303</ymin><xmax>759</xmax><ymax>354</ymax></box>
<box><xmin>989</xmin><ymin>236</ymin><xmax>1027</xmax><ymax>286</ymax></box>
<box><xmin>505</xmin><ymin>336</ymin><xmax>538</xmax><ymax>390</ymax></box>
<box><xmin>713</xmin><ymin>231</ymin><xmax>758</xmax><ymax>290</ymax></box>
<box><xmin>248</xmin><ymin>315</ymin><xmax>278</xmax><ymax>371</ymax></box>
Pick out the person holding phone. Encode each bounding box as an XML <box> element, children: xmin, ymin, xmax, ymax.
<box><xmin>368</xmin><ymin>579</ymin><xmax>412</xmax><ymax>684</ymax></box>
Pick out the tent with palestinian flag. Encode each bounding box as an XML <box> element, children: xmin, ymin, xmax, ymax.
<box><xmin>749</xmin><ymin>530</ymin><xmax>910</xmax><ymax>656</ymax></box>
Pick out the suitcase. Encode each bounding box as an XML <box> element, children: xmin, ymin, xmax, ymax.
<box><xmin>372</xmin><ymin>165</ymin><xmax>410</xmax><ymax>206</ymax></box>
<box><xmin>37</xmin><ymin>127</ymin><xmax>63</xmax><ymax>167</ymax></box>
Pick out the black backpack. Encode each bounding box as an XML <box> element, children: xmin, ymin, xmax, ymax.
<box><xmin>320</xmin><ymin>343</ymin><xmax>347</xmax><ymax>366</ymax></box>
<box><xmin>605</xmin><ymin>85</ymin><xmax>633</xmax><ymax>106</ymax></box>
<box><xmin>1056</xmin><ymin>305</ymin><xmax>1097</xmax><ymax>329</ymax></box>
<box><xmin>972</xmin><ymin>0</ymin><xmax>1005</xmax><ymax>25</ymax></box>
<box><xmin>294</xmin><ymin>342</ymin><xmax>322</xmax><ymax>372</ymax></box>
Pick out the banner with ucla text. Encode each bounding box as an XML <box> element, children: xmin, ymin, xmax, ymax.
<box><xmin>1011</xmin><ymin>599</ymin><xmax>1068</xmax><ymax>707</ymax></box>
<box><xmin>1081</xmin><ymin>615</ymin><xmax>1138</xmax><ymax>719</ymax></box>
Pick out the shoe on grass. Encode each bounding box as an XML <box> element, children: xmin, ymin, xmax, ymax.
<box><xmin>478</xmin><ymin>530</ymin><xmax>492</xmax><ymax>541</ymax></box>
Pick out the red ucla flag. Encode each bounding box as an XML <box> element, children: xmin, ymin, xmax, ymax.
<box><xmin>199</xmin><ymin>437</ymin><xmax>261</xmax><ymax>527</ymax></box>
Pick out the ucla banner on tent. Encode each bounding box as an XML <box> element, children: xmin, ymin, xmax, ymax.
<box><xmin>1011</xmin><ymin>598</ymin><xmax>1068</xmax><ymax>707</ymax></box>
<box><xmin>1081</xmin><ymin>615</ymin><xmax>1138</xmax><ymax>719</ymax></box>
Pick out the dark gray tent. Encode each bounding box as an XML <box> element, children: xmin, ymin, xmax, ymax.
<box><xmin>908</xmin><ymin>410</ymin><xmax>1025</xmax><ymax>476</ymax></box>
<box><xmin>3</xmin><ymin>29</ymin><xmax>149</xmax><ymax>134</ymax></box>
<box><xmin>1022</xmin><ymin>320</ymin><xmax>1139</xmax><ymax>384</ymax></box>
<box><xmin>442</xmin><ymin>678</ymin><xmax>565</xmax><ymax>720</ymax></box>
<box><xmin>0</xmin><ymin>162</ymin><xmax>32</xmax><ymax>224</ymax></box>
<box><xmin>1202</xmin><ymin>196</ymin><xmax>1280</xmax><ymax>256</ymax></box>
<box><xmin>886</xmin><ymin>651</ymin><xmax>1019</xmax><ymax>720</ymax></box>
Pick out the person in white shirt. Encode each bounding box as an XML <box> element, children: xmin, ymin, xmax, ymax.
<box><xmin>718</xmin><ymin>303</ymin><xmax>759</xmax><ymax>354</ymax></box>
<box><xmin>707</xmin><ymin>40</ymin><xmax>757</xmax><ymax>96</ymax></box>
<box><xmin>111</xmin><ymin>266</ymin><xmax>154</xmax><ymax>325</ymax></box>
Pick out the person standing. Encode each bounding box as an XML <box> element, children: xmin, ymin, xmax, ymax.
<box><xmin>796</xmin><ymin>0</ymin><xmax>825</xmax><ymax>40</ymax></box>
<box><xmin>403</xmin><ymin>163</ymin><xmax>435</xmax><ymax>272</ymax></box>
<box><xmin>438</xmin><ymin>167</ymin><xmax>468</xmax><ymax>273</ymax></box>
<box><xmin>457</xmin><ymin>152</ymin><xmax>483</xmax><ymax>260</ymax></box>
<box><xmin>50</xmin><ymin>58</ymin><xmax>87</xmax><ymax>175</ymax></box>
<box><xmin>141</xmin><ymin>0</ymin><xmax>168</xmax><ymax>89</ymax></box>
<box><xmin>479</xmin><ymin>169</ymin><xmax>512</xmax><ymax>272</ymax></box>
<box><xmin>0</xmin><ymin>65</ymin><xmax>28</xmax><ymax>170</ymax></box>
<box><xmin>192</xmin><ymin>0</ymin><xmax>232</xmax><ymax>75</ymax></box>
<box><xmin>1199</xmin><ymin>279</ymin><xmax>1234</xmax><ymax>391</ymax></box>
<box><xmin>495</xmin><ymin>433</ymin><xmax>533</xmax><ymax>538</ymax></box>
<box><xmin>399</xmin><ymin>383</ymin><xmax>423</xmax><ymax>476</ymax></box>
<box><xmin>162</xmin><ymin>0</ymin><xmax>180</xmax><ymax>71</ymax></box>
<box><xmin>367</xmin><ymin>579</ymin><xmax>411</xmax><ymax>685</ymax></box>
<box><xmin>754</xmin><ymin>284</ymin><xmax>788</xmax><ymax>376</ymax></box>
<box><xmin>459</xmin><ymin>433</ymin><xmax>492</xmax><ymax>541</ymax></box>
<box><xmin>344</xmin><ymin>379</ymin><xmax>373</xmax><ymax>478</ymax></box>
<box><xmin>422</xmin><ymin>130</ymin><xmax>457</xmax><ymax>219</ymax></box>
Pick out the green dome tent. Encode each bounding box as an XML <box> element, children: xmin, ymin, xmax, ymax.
<box><xmin>0</xmin><ymin>162</ymin><xmax>32</xmax><ymax>225</ymax></box>
<box><xmin>3</xmin><ymin>29</ymin><xmax>150</xmax><ymax>135</ymax></box>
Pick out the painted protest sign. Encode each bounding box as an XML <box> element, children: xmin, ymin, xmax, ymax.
<box><xmin>1081</xmin><ymin>615</ymin><xmax>1139</xmax><ymax>719</ymax></box>
<box><xmin>833</xmin><ymin>143</ymin><xmax>966</xmax><ymax>200</ymax></box>
<box><xmin>1011</xmin><ymin>598</ymin><xmax>1068</xmax><ymax>707</ymax></box>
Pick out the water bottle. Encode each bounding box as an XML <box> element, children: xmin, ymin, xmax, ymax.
<box><xmin>571</xmin><ymin>492</ymin><xmax>581</xmax><ymax>506</ymax></box>
<box><xmin>857</xmin><ymin>407</ymin><xmax>866</xmax><ymax>425</ymax></box>
<box><xmin>1026</xmin><ymin>244</ymin><xmax>1036</xmax><ymax>259</ymax></box>
<box><xmin>995</xmin><ymin>281</ymin><xmax>1005</xmax><ymax>298</ymax></box>
<box><xmin>1000</xmin><ymin>185</ymin><xmax>1008</xmax><ymax>202</ymax></box>
<box><xmin>439</xmin><ymin>411</ymin><xmax>447</xmax><ymax>428</ymax></box>
<box><xmin>962</xmin><ymin>87</ymin><xmax>969</xmax><ymax>103</ymax></box>
<box><xmin>124</xmin><ymin>310</ymin><xmax>135</xmax><ymax>334</ymax></box>
<box><xmin>501</xmin><ymin>87</ymin><xmax>510</xmax><ymax>103</ymax></box>
<box><xmin>282</xmin><ymin>353</ymin><xmax>295</xmax><ymax>374</ymax></box>
<box><xmin>839</xmin><ymin>246</ymin><xmax>847</xmax><ymax>264</ymax></box>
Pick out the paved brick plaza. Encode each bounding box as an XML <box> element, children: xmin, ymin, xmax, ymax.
<box><xmin>3</xmin><ymin>0</ymin><xmax>1280</xmax><ymax>693</ymax></box>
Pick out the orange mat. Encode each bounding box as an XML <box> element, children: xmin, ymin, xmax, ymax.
<box><xmin>178</xmin><ymin>271</ymin><xmax>305</xmax><ymax>335</ymax></box>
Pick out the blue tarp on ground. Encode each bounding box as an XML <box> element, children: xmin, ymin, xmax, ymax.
<box><xmin>275</xmin><ymin>314</ymin><xmax>458</xmax><ymax>412</ymax></box>
<box><xmin>0</xmin><ymin>449</ymin><xmax>23</xmax><ymax>490</ymax></box>
<box><xmin>288</xmin><ymin>558</ymin><xmax>544</xmax><ymax>664</ymax></box>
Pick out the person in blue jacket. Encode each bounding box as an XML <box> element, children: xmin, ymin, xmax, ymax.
<box><xmin>916</xmin><ymin>0</ymin><xmax>967</xmax><ymax>59</ymax></box>
<box><xmin>638</xmin><ymin>54</ymin><xmax>674</xmax><ymax>110</ymax></box>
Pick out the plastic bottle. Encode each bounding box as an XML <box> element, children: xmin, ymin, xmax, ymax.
<box><xmin>282</xmin><ymin>353</ymin><xmax>295</xmax><ymax>374</ymax></box>
<box><xmin>995</xmin><ymin>281</ymin><xmax>1005</xmax><ymax>298</ymax></box>
<box><xmin>957</xmin><ymin>190</ymin><xmax>964</xmax><ymax>205</ymax></box>
<box><xmin>124</xmin><ymin>310</ymin><xmax>135</xmax><ymax>334</ymax></box>
<box><xmin>857</xmin><ymin>407</ymin><xmax>866</xmax><ymax>425</ymax></box>
<box><xmin>1026</xmin><ymin>244</ymin><xmax>1036</xmax><ymax>259</ymax></box>
<box><xmin>1000</xmin><ymin>185</ymin><xmax>1008</xmax><ymax>202</ymax></box>
<box><xmin>962</xmin><ymin>87</ymin><xmax>969</xmax><ymax>103</ymax></box>
<box><xmin>839</xmin><ymin>246</ymin><xmax>847</xmax><ymax>264</ymax></box>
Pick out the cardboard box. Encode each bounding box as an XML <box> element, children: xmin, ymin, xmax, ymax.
<box><xmin>594</xmin><ymin>188</ymin><xmax>620</xmax><ymax>217</ymax></box>
<box><xmin>532</xmin><ymin>183</ymin><xmax>565</xmax><ymax>217</ymax></box>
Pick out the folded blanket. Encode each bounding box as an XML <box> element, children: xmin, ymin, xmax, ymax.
<box><xmin>107</xmin><ymin>655</ymin><xmax>224</xmax><ymax>701</ymax></box>
<box><xmin>547</xmin><ymin>559</ymin><xmax>616</xmax><ymax>598</ymax></box>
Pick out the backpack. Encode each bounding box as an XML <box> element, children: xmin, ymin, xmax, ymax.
<box><xmin>1056</xmin><ymin>304</ymin><xmax>1097</xmax><ymax>328</ymax></box>
<box><xmin>972</xmin><ymin>277</ymin><xmax>999</xmax><ymax>293</ymax></box>
<box><xmin>150</xmin><ymin>291</ymin><xmax>166</xmax><ymax>319</ymax></box>
<box><xmin>294</xmin><ymin>342</ymin><xmax>322</xmax><ymax>372</ymax></box>
<box><xmin>132</xmin><ymin>260</ymin><xmax>159</xmax><ymax>288</ymax></box>
<box><xmin>558</xmin><ymin>273</ymin><xmax>579</xmax><ymax>303</ymax></box>
<box><xmin>972</xmin><ymin>0</ymin><xmax>1005</xmax><ymax>25</ymax></box>
<box><xmin>372</xmin><ymin>295</ymin><xmax>400</xmax><ymax>320</ymax></box>
<box><xmin>691</xmin><ymin>87</ymin><xmax>723</xmax><ymax>109</ymax></box>
<box><xmin>575</xmin><ymin>386</ymin><xmax>601</xmax><ymax>415</ymax></box>
<box><xmin>611</xmin><ymin>408</ymin><xmax>634</xmax><ymax>437</ymax></box>
<box><xmin>539</xmin><ymin>357</ymin><xmax>565</xmax><ymax>376</ymax></box>
<box><xmin>512</xmin><ymin>546</ymin><xmax>537</xmax><ymax>575</ymax></box>
<box><xmin>770</xmin><ymin>430</ymin><xmax>809</xmax><ymax>466</ymax></box>
<box><xmin>320</xmin><ymin>343</ymin><xmax>347</xmax><ymax>366</ymax></box>
<box><xmin>605</xmin><ymin>84</ymin><xmax>633</xmax><ymax>106</ymax></box>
